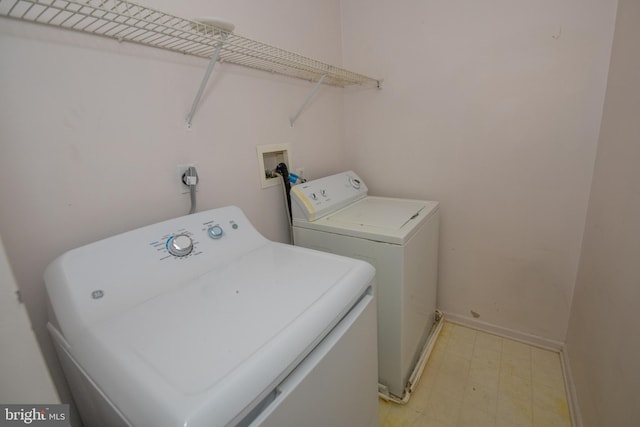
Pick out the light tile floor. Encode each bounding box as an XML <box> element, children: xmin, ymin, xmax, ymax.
<box><xmin>379</xmin><ymin>322</ymin><xmax>571</xmax><ymax>427</ymax></box>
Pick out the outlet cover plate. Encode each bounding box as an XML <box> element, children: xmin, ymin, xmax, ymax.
<box><xmin>176</xmin><ymin>164</ymin><xmax>197</xmax><ymax>194</ymax></box>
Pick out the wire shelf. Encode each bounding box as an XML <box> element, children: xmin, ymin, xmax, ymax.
<box><xmin>0</xmin><ymin>0</ymin><xmax>381</xmax><ymax>88</ymax></box>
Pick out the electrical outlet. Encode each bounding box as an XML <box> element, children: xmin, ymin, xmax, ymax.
<box><xmin>176</xmin><ymin>164</ymin><xmax>196</xmax><ymax>194</ymax></box>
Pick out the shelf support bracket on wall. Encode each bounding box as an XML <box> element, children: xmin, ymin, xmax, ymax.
<box><xmin>289</xmin><ymin>73</ymin><xmax>328</xmax><ymax>127</ymax></box>
<box><xmin>186</xmin><ymin>33</ymin><xmax>229</xmax><ymax>129</ymax></box>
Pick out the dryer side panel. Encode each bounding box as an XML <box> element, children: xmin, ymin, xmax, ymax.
<box><xmin>292</xmin><ymin>227</ymin><xmax>405</xmax><ymax>396</ymax></box>
<box><xmin>400</xmin><ymin>210</ymin><xmax>440</xmax><ymax>393</ymax></box>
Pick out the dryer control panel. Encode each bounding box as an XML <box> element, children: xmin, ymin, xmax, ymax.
<box><xmin>291</xmin><ymin>171</ymin><xmax>368</xmax><ymax>222</ymax></box>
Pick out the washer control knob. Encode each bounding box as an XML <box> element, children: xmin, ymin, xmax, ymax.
<box><xmin>167</xmin><ymin>234</ymin><xmax>193</xmax><ymax>257</ymax></box>
<box><xmin>349</xmin><ymin>176</ymin><xmax>361</xmax><ymax>189</ymax></box>
<box><xmin>208</xmin><ymin>225</ymin><xmax>224</xmax><ymax>239</ymax></box>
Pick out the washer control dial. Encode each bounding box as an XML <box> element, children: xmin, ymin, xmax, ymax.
<box><xmin>167</xmin><ymin>234</ymin><xmax>193</xmax><ymax>257</ymax></box>
<box><xmin>349</xmin><ymin>176</ymin><xmax>362</xmax><ymax>189</ymax></box>
<box><xmin>207</xmin><ymin>225</ymin><xmax>224</xmax><ymax>239</ymax></box>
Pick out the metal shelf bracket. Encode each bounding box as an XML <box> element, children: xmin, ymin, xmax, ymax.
<box><xmin>186</xmin><ymin>32</ymin><xmax>229</xmax><ymax>129</ymax></box>
<box><xmin>290</xmin><ymin>73</ymin><xmax>328</xmax><ymax>127</ymax></box>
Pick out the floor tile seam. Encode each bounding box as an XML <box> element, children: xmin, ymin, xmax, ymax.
<box><xmin>530</xmin><ymin>352</ymin><xmax>562</xmax><ymax>364</ymax></box>
<box><xmin>468</xmin><ymin>370</ymin><xmax>500</xmax><ymax>384</ymax></box>
<box><xmin>531</xmin><ymin>379</ymin><xmax>568</xmax><ymax>398</ymax></box>
<box><xmin>500</xmin><ymin>360</ymin><xmax>532</xmax><ymax>376</ymax></box>
<box><xmin>496</xmin><ymin>415</ymin><xmax>534</xmax><ymax>427</ymax></box>
<box><xmin>474</xmin><ymin>335</ymin><xmax>503</xmax><ymax>347</ymax></box>
<box><xmin>470</xmin><ymin>355</ymin><xmax>502</xmax><ymax>367</ymax></box>
<box><xmin>419</xmin><ymin>393</ymin><xmax>463</xmax><ymax>414</ymax></box>
<box><xmin>531</xmin><ymin>364</ymin><xmax>564</xmax><ymax>379</ymax></box>
<box><xmin>441</xmin><ymin>346</ymin><xmax>475</xmax><ymax>363</ymax></box>
<box><xmin>496</xmin><ymin>401</ymin><xmax>533</xmax><ymax>421</ymax></box>
<box><xmin>496</xmin><ymin>383</ymin><xmax>535</xmax><ymax>415</ymax></box>
<box><xmin>531</xmin><ymin>404</ymin><xmax>572</xmax><ymax>426</ymax></box>
<box><xmin>499</xmin><ymin>372</ymin><xmax>532</xmax><ymax>384</ymax></box>
<box><xmin>424</xmin><ymin>352</ymin><xmax>445</xmax><ymax>376</ymax></box>
<box><xmin>499</xmin><ymin>342</ymin><xmax>533</xmax><ymax>374</ymax></box>
<box><xmin>530</xmin><ymin>365</ymin><xmax>564</xmax><ymax>378</ymax></box>
<box><xmin>498</xmin><ymin>374</ymin><xmax>533</xmax><ymax>389</ymax></box>
<box><xmin>381</xmin><ymin>401</ymin><xmax>422</xmax><ymax>423</ymax></box>
<box><xmin>466</xmin><ymin>375</ymin><xmax>500</xmax><ymax>392</ymax></box>
<box><xmin>496</xmin><ymin>396</ymin><xmax>534</xmax><ymax>416</ymax></box>
<box><xmin>533</xmin><ymin>397</ymin><xmax>570</xmax><ymax>415</ymax></box>
<box><xmin>530</xmin><ymin>354</ymin><xmax>562</xmax><ymax>368</ymax></box>
<box><xmin>440</xmin><ymin>355</ymin><xmax>472</xmax><ymax>370</ymax></box>
<box><xmin>531</xmin><ymin>347</ymin><xmax>562</xmax><ymax>359</ymax></box>
<box><xmin>530</xmin><ymin>375</ymin><xmax>566</xmax><ymax>391</ymax></box>
<box><xmin>448</xmin><ymin>334</ymin><xmax>476</xmax><ymax>344</ymax></box>
<box><xmin>449</xmin><ymin>327</ymin><xmax>478</xmax><ymax>344</ymax></box>
<box><xmin>448</xmin><ymin>341</ymin><xmax>475</xmax><ymax>352</ymax></box>
<box><xmin>499</xmin><ymin>373</ymin><xmax>533</xmax><ymax>385</ymax></box>
<box><xmin>438</xmin><ymin>370</ymin><xmax>471</xmax><ymax>385</ymax></box>
<box><xmin>496</xmin><ymin>390</ymin><xmax>533</xmax><ymax>405</ymax></box>
<box><xmin>470</xmin><ymin>363</ymin><xmax>501</xmax><ymax>377</ymax></box>
<box><xmin>498</xmin><ymin>339</ymin><xmax>534</xmax><ymax>418</ymax></box>
<box><xmin>458</xmin><ymin>407</ymin><xmax>498</xmax><ymax>425</ymax></box>
<box><xmin>438</xmin><ymin>357</ymin><xmax>471</xmax><ymax>378</ymax></box>
<box><xmin>460</xmin><ymin>382</ymin><xmax>499</xmax><ymax>419</ymax></box>
<box><xmin>428</xmin><ymin>408</ymin><xmax>462</xmax><ymax>426</ymax></box>
<box><xmin>472</xmin><ymin>347</ymin><xmax>502</xmax><ymax>361</ymax></box>
<box><xmin>531</xmin><ymin>399</ymin><xmax>570</xmax><ymax>418</ymax></box>
<box><xmin>473</xmin><ymin>342</ymin><xmax>502</xmax><ymax>351</ymax></box>
<box><xmin>501</xmin><ymin>377</ymin><xmax>533</xmax><ymax>393</ymax></box>
<box><xmin>501</xmin><ymin>347</ymin><xmax>533</xmax><ymax>358</ymax></box>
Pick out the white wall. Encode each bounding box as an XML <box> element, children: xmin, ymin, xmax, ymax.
<box><xmin>0</xmin><ymin>0</ymin><xmax>629</xmax><ymax>421</ymax></box>
<box><xmin>565</xmin><ymin>0</ymin><xmax>640</xmax><ymax>425</ymax></box>
<box><xmin>0</xmin><ymin>0</ymin><xmax>348</xmax><ymax>406</ymax></box>
<box><xmin>340</xmin><ymin>0</ymin><xmax>618</xmax><ymax>343</ymax></box>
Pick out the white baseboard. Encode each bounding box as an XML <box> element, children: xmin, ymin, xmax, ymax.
<box><xmin>559</xmin><ymin>345</ymin><xmax>583</xmax><ymax>427</ymax></box>
<box><xmin>441</xmin><ymin>311</ymin><xmax>564</xmax><ymax>350</ymax></box>
<box><xmin>440</xmin><ymin>311</ymin><xmax>582</xmax><ymax>427</ymax></box>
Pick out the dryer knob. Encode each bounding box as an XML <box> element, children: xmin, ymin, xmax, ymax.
<box><xmin>167</xmin><ymin>234</ymin><xmax>193</xmax><ymax>257</ymax></box>
<box><xmin>208</xmin><ymin>225</ymin><xmax>224</xmax><ymax>239</ymax></box>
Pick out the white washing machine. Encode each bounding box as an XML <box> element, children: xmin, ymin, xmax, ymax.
<box><xmin>291</xmin><ymin>171</ymin><xmax>440</xmax><ymax>401</ymax></box>
<box><xmin>44</xmin><ymin>206</ymin><xmax>378</xmax><ymax>427</ymax></box>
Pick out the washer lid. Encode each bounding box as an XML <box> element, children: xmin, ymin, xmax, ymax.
<box><xmin>295</xmin><ymin>197</ymin><xmax>439</xmax><ymax>244</ymax></box>
<box><xmin>60</xmin><ymin>243</ymin><xmax>374</xmax><ymax>427</ymax></box>
<box><xmin>329</xmin><ymin>197</ymin><xmax>426</xmax><ymax>229</ymax></box>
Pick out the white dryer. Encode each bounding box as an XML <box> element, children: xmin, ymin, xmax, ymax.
<box><xmin>291</xmin><ymin>171</ymin><xmax>441</xmax><ymax>401</ymax></box>
<box><xmin>44</xmin><ymin>206</ymin><xmax>378</xmax><ymax>427</ymax></box>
